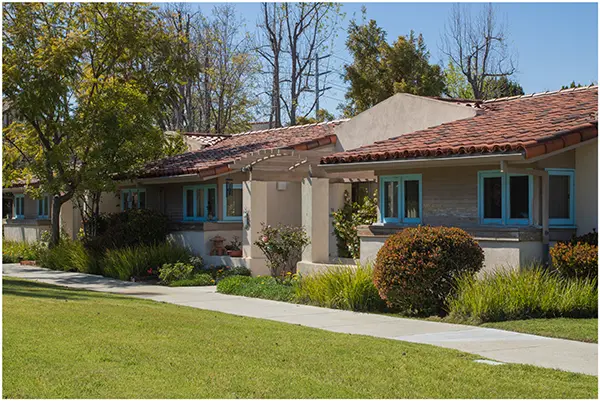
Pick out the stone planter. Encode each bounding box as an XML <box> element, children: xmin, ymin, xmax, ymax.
<box><xmin>226</xmin><ymin>249</ymin><xmax>242</xmax><ymax>257</ymax></box>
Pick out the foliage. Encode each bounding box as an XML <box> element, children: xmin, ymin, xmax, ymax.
<box><xmin>331</xmin><ymin>190</ymin><xmax>377</xmax><ymax>259</ymax></box>
<box><xmin>254</xmin><ymin>223</ymin><xmax>310</xmax><ymax>277</ymax></box>
<box><xmin>3</xmin><ymin>3</ymin><xmax>182</xmax><ymax>245</ymax></box>
<box><xmin>295</xmin><ymin>263</ymin><xmax>385</xmax><ymax>312</ymax></box>
<box><xmin>343</xmin><ymin>10</ymin><xmax>444</xmax><ymax>116</ymax></box>
<box><xmin>159</xmin><ymin>262</ymin><xmax>196</xmax><ymax>284</ymax></box>
<box><xmin>102</xmin><ymin>242</ymin><xmax>192</xmax><ymax>281</ymax></box>
<box><xmin>447</xmin><ymin>267</ymin><xmax>598</xmax><ymax>323</ymax></box>
<box><xmin>443</xmin><ymin>61</ymin><xmax>474</xmax><ymax>99</ymax></box>
<box><xmin>189</xmin><ymin>256</ymin><xmax>205</xmax><ymax>270</ymax></box>
<box><xmin>37</xmin><ymin>239</ymin><xmax>99</xmax><ymax>274</ymax></box>
<box><xmin>561</xmin><ymin>81</ymin><xmax>590</xmax><ymax>90</ymax></box>
<box><xmin>216</xmin><ymin>275</ymin><xmax>297</xmax><ymax>302</ymax></box>
<box><xmin>83</xmin><ymin>209</ymin><xmax>170</xmax><ymax>253</ymax></box>
<box><xmin>224</xmin><ymin>236</ymin><xmax>242</xmax><ymax>251</ymax></box>
<box><xmin>168</xmin><ymin>273</ymin><xmax>215</xmax><ymax>287</ymax></box>
<box><xmin>550</xmin><ymin>242</ymin><xmax>598</xmax><ymax>280</ymax></box>
<box><xmin>570</xmin><ymin>230</ymin><xmax>598</xmax><ymax>246</ymax></box>
<box><xmin>373</xmin><ymin>226</ymin><xmax>484</xmax><ymax>316</ymax></box>
<box><xmin>295</xmin><ymin>109</ymin><xmax>336</xmax><ymax>125</ymax></box>
<box><xmin>2</xmin><ymin>240</ymin><xmax>44</xmax><ymax>263</ymax></box>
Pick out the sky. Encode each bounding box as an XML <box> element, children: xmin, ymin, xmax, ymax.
<box><xmin>193</xmin><ymin>2</ymin><xmax>598</xmax><ymax>117</ymax></box>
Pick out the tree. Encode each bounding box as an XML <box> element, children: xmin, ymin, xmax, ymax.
<box><xmin>295</xmin><ymin>108</ymin><xmax>335</xmax><ymax>125</ymax></box>
<box><xmin>441</xmin><ymin>3</ymin><xmax>517</xmax><ymax>100</ymax></box>
<box><xmin>256</xmin><ymin>2</ymin><xmax>341</xmax><ymax>126</ymax></box>
<box><xmin>159</xmin><ymin>4</ymin><xmax>258</xmax><ymax>134</ymax></box>
<box><xmin>562</xmin><ymin>81</ymin><xmax>584</xmax><ymax>90</ymax></box>
<box><xmin>3</xmin><ymin>3</ymin><xmax>179</xmax><ymax>246</ymax></box>
<box><xmin>342</xmin><ymin>10</ymin><xmax>444</xmax><ymax>117</ymax></box>
<box><xmin>485</xmin><ymin>76</ymin><xmax>524</xmax><ymax>98</ymax></box>
<box><xmin>443</xmin><ymin>61</ymin><xmax>474</xmax><ymax>99</ymax></box>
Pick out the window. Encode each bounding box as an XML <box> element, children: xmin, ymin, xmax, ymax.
<box><xmin>37</xmin><ymin>195</ymin><xmax>49</xmax><ymax>219</ymax></box>
<box><xmin>478</xmin><ymin>171</ymin><xmax>532</xmax><ymax>225</ymax></box>
<box><xmin>223</xmin><ymin>183</ymin><xmax>242</xmax><ymax>221</ymax></box>
<box><xmin>121</xmin><ymin>189</ymin><xmax>146</xmax><ymax>211</ymax></box>
<box><xmin>351</xmin><ymin>182</ymin><xmax>377</xmax><ymax>204</ymax></box>
<box><xmin>379</xmin><ymin>175</ymin><xmax>422</xmax><ymax>224</ymax></box>
<box><xmin>13</xmin><ymin>194</ymin><xmax>24</xmax><ymax>219</ymax></box>
<box><xmin>547</xmin><ymin>169</ymin><xmax>575</xmax><ymax>226</ymax></box>
<box><xmin>183</xmin><ymin>185</ymin><xmax>217</xmax><ymax>221</ymax></box>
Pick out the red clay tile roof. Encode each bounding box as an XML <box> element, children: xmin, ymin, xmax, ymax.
<box><xmin>322</xmin><ymin>86</ymin><xmax>598</xmax><ymax>165</ymax></box>
<box><xmin>140</xmin><ymin>120</ymin><xmax>347</xmax><ymax>178</ymax></box>
<box><xmin>183</xmin><ymin>132</ymin><xmax>229</xmax><ymax>149</ymax></box>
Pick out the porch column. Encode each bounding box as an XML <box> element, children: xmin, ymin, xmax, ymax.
<box><xmin>242</xmin><ymin>180</ymin><xmax>270</xmax><ymax>275</ymax></box>
<box><xmin>301</xmin><ymin>177</ymin><xmax>330</xmax><ymax>263</ymax></box>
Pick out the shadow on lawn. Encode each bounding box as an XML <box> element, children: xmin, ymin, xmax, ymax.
<box><xmin>2</xmin><ymin>278</ymin><xmax>135</xmax><ymax>302</ymax></box>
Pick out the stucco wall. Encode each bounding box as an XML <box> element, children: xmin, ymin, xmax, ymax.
<box><xmin>3</xmin><ymin>223</ymin><xmax>50</xmax><ymax>243</ymax></box>
<box><xmin>334</xmin><ymin>94</ymin><xmax>477</xmax><ymax>152</ymax></box>
<box><xmin>168</xmin><ymin>226</ymin><xmax>242</xmax><ymax>258</ymax></box>
<box><xmin>575</xmin><ymin>142</ymin><xmax>598</xmax><ymax>235</ymax></box>
<box><xmin>266</xmin><ymin>181</ymin><xmax>302</xmax><ymax>227</ymax></box>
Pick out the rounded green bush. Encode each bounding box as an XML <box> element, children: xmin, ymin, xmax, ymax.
<box><xmin>373</xmin><ymin>226</ymin><xmax>484</xmax><ymax>316</ymax></box>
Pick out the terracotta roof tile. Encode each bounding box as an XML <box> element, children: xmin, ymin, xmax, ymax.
<box><xmin>140</xmin><ymin>120</ymin><xmax>347</xmax><ymax>178</ymax></box>
<box><xmin>322</xmin><ymin>86</ymin><xmax>598</xmax><ymax>165</ymax></box>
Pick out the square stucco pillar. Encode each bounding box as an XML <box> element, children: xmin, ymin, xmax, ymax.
<box><xmin>242</xmin><ymin>180</ymin><xmax>270</xmax><ymax>275</ymax></box>
<box><xmin>302</xmin><ymin>177</ymin><xmax>330</xmax><ymax>263</ymax></box>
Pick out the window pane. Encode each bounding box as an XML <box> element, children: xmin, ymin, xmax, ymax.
<box><xmin>383</xmin><ymin>181</ymin><xmax>398</xmax><ymax>218</ymax></box>
<box><xmin>186</xmin><ymin>189</ymin><xmax>194</xmax><ymax>218</ymax></box>
<box><xmin>227</xmin><ymin>188</ymin><xmax>242</xmax><ymax>217</ymax></box>
<box><xmin>123</xmin><ymin>192</ymin><xmax>130</xmax><ymax>211</ymax></box>
<box><xmin>139</xmin><ymin>191</ymin><xmax>146</xmax><ymax>209</ymax></box>
<box><xmin>404</xmin><ymin>180</ymin><xmax>420</xmax><ymax>219</ymax></box>
<box><xmin>19</xmin><ymin>198</ymin><xmax>23</xmax><ymax>216</ymax></box>
<box><xmin>550</xmin><ymin>175</ymin><xmax>570</xmax><ymax>219</ymax></box>
<box><xmin>38</xmin><ymin>199</ymin><xmax>43</xmax><ymax>216</ymax></box>
<box><xmin>43</xmin><ymin>197</ymin><xmax>49</xmax><ymax>216</ymax></box>
<box><xmin>207</xmin><ymin>188</ymin><xmax>216</xmax><ymax>220</ymax></box>
<box><xmin>196</xmin><ymin>189</ymin><xmax>204</xmax><ymax>217</ymax></box>
<box><xmin>131</xmin><ymin>191</ymin><xmax>139</xmax><ymax>209</ymax></box>
<box><xmin>483</xmin><ymin>176</ymin><xmax>502</xmax><ymax>219</ymax></box>
<box><xmin>509</xmin><ymin>176</ymin><xmax>529</xmax><ymax>219</ymax></box>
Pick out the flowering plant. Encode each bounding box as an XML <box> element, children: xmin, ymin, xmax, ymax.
<box><xmin>254</xmin><ymin>223</ymin><xmax>310</xmax><ymax>278</ymax></box>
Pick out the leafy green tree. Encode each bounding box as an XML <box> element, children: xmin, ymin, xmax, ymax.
<box><xmin>485</xmin><ymin>76</ymin><xmax>524</xmax><ymax>98</ymax></box>
<box><xmin>342</xmin><ymin>11</ymin><xmax>444</xmax><ymax>117</ymax></box>
<box><xmin>444</xmin><ymin>61</ymin><xmax>474</xmax><ymax>99</ymax></box>
<box><xmin>295</xmin><ymin>109</ymin><xmax>335</xmax><ymax>125</ymax></box>
<box><xmin>561</xmin><ymin>81</ymin><xmax>587</xmax><ymax>90</ymax></box>
<box><xmin>3</xmin><ymin>3</ymin><xmax>181</xmax><ymax>246</ymax></box>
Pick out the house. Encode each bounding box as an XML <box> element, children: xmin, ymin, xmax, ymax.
<box><xmin>320</xmin><ymin>86</ymin><xmax>598</xmax><ymax>272</ymax></box>
<box><xmin>5</xmin><ymin>86</ymin><xmax>595</xmax><ymax>275</ymax></box>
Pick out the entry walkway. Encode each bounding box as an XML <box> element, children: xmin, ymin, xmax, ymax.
<box><xmin>3</xmin><ymin>263</ymin><xmax>597</xmax><ymax>376</ymax></box>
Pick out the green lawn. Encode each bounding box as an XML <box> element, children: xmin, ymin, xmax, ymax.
<box><xmin>3</xmin><ymin>278</ymin><xmax>597</xmax><ymax>399</ymax></box>
<box><xmin>482</xmin><ymin>318</ymin><xmax>598</xmax><ymax>343</ymax></box>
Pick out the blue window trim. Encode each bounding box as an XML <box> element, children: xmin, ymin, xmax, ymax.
<box><xmin>379</xmin><ymin>174</ymin><xmax>422</xmax><ymax>224</ymax></box>
<box><xmin>37</xmin><ymin>195</ymin><xmax>49</xmax><ymax>219</ymax></box>
<box><xmin>13</xmin><ymin>194</ymin><xmax>24</xmax><ymax>219</ymax></box>
<box><xmin>546</xmin><ymin>168</ymin><xmax>576</xmax><ymax>227</ymax></box>
<box><xmin>183</xmin><ymin>184</ymin><xmax>218</xmax><ymax>222</ymax></box>
<box><xmin>121</xmin><ymin>188</ymin><xmax>146</xmax><ymax>211</ymax></box>
<box><xmin>477</xmin><ymin>170</ymin><xmax>533</xmax><ymax>226</ymax></box>
<box><xmin>222</xmin><ymin>184</ymin><xmax>243</xmax><ymax>221</ymax></box>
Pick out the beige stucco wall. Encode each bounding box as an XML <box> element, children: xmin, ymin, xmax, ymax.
<box><xmin>266</xmin><ymin>181</ymin><xmax>302</xmax><ymax>227</ymax></box>
<box><xmin>334</xmin><ymin>94</ymin><xmax>477</xmax><ymax>152</ymax></box>
<box><xmin>575</xmin><ymin>142</ymin><xmax>598</xmax><ymax>235</ymax></box>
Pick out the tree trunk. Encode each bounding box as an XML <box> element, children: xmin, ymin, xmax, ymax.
<box><xmin>50</xmin><ymin>195</ymin><xmax>63</xmax><ymax>247</ymax></box>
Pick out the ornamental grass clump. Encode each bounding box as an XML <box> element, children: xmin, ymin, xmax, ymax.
<box><xmin>295</xmin><ymin>263</ymin><xmax>385</xmax><ymax>312</ymax></box>
<box><xmin>373</xmin><ymin>226</ymin><xmax>484</xmax><ymax>316</ymax></box>
<box><xmin>446</xmin><ymin>266</ymin><xmax>598</xmax><ymax>323</ymax></box>
<box><xmin>254</xmin><ymin>223</ymin><xmax>309</xmax><ymax>278</ymax></box>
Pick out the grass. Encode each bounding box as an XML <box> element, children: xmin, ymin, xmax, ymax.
<box><xmin>2</xmin><ymin>278</ymin><xmax>598</xmax><ymax>399</ymax></box>
<box><xmin>482</xmin><ymin>318</ymin><xmax>598</xmax><ymax>343</ymax></box>
<box><xmin>446</xmin><ymin>267</ymin><xmax>597</xmax><ymax>323</ymax></box>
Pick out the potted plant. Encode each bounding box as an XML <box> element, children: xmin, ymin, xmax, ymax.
<box><xmin>225</xmin><ymin>236</ymin><xmax>242</xmax><ymax>257</ymax></box>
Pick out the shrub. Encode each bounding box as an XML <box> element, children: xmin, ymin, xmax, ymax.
<box><xmin>38</xmin><ymin>241</ymin><xmax>78</xmax><ymax>271</ymax></box>
<box><xmin>102</xmin><ymin>242</ymin><xmax>191</xmax><ymax>281</ymax></box>
<box><xmin>254</xmin><ymin>223</ymin><xmax>310</xmax><ymax>277</ymax></box>
<box><xmin>159</xmin><ymin>262</ymin><xmax>195</xmax><ymax>284</ymax></box>
<box><xmin>217</xmin><ymin>275</ymin><xmax>297</xmax><ymax>302</ymax></box>
<box><xmin>570</xmin><ymin>230</ymin><xmax>598</xmax><ymax>246</ymax></box>
<box><xmin>373</xmin><ymin>226</ymin><xmax>484</xmax><ymax>316</ymax></box>
<box><xmin>295</xmin><ymin>263</ymin><xmax>385</xmax><ymax>312</ymax></box>
<box><xmin>550</xmin><ymin>241</ymin><xmax>598</xmax><ymax>280</ymax></box>
<box><xmin>84</xmin><ymin>208</ymin><xmax>169</xmax><ymax>252</ymax></box>
<box><xmin>200</xmin><ymin>265</ymin><xmax>252</xmax><ymax>280</ymax></box>
<box><xmin>446</xmin><ymin>267</ymin><xmax>598</xmax><ymax>323</ymax></box>
<box><xmin>332</xmin><ymin>190</ymin><xmax>377</xmax><ymax>259</ymax></box>
<box><xmin>2</xmin><ymin>240</ymin><xmax>44</xmax><ymax>263</ymax></box>
<box><xmin>168</xmin><ymin>273</ymin><xmax>215</xmax><ymax>287</ymax></box>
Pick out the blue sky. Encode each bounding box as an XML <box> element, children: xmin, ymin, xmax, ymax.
<box><xmin>193</xmin><ymin>2</ymin><xmax>598</xmax><ymax>117</ymax></box>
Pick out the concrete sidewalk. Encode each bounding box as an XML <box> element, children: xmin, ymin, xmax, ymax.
<box><xmin>3</xmin><ymin>263</ymin><xmax>597</xmax><ymax>376</ymax></box>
